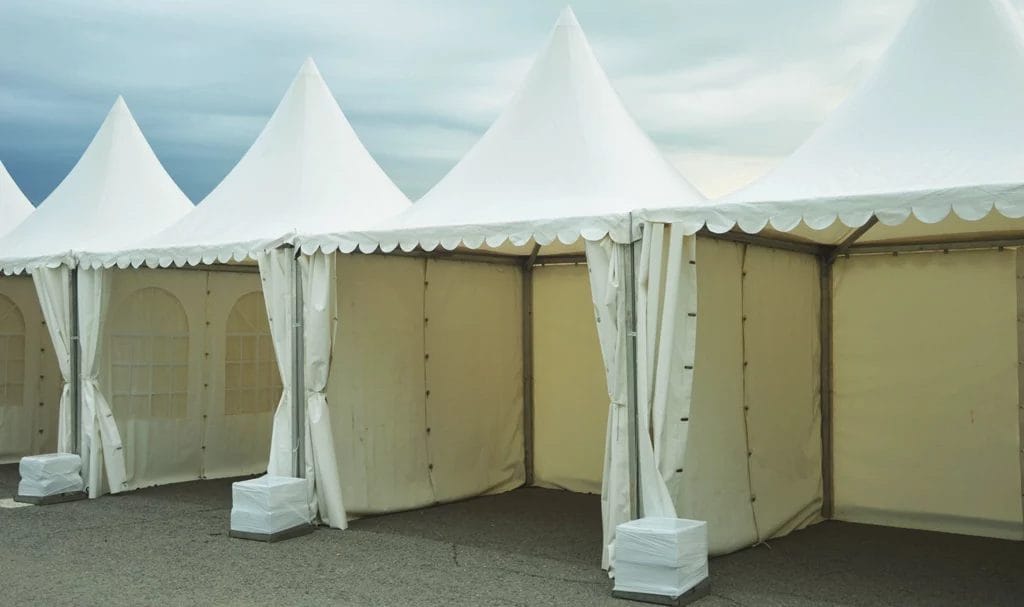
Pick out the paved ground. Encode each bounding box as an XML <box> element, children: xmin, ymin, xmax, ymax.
<box><xmin>2</xmin><ymin>464</ymin><xmax>1023</xmax><ymax>606</ymax></box>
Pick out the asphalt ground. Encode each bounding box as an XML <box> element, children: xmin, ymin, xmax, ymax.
<box><xmin>2</xmin><ymin>464</ymin><xmax>1022</xmax><ymax>606</ymax></box>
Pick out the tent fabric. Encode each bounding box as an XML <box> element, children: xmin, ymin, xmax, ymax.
<box><xmin>77</xmin><ymin>268</ymin><xmax>127</xmax><ymax>497</ymax></box>
<box><xmin>639</xmin><ymin>0</ymin><xmax>1024</xmax><ymax>243</ymax></box>
<box><xmin>257</xmin><ymin>249</ymin><xmax>297</xmax><ymax>480</ymax></box>
<box><xmin>299</xmin><ymin>252</ymin><xmax>345</xmax><ymax>529</ymax></box>
<box><xmin>531</xmin><ymin>264</ymin><xmax>607</xmax><ymax>494</ymax></box>
<box><xmin>79</xmin><ymin>59</ymin><xmax>410</xmax><ymax>270</ymax></box>
<box><xmin>0</xmin><ymin>277</ymin><xmax>61</xmax><ymax>463</ymax></box>
<box><xmin>636</xmin><ymin>225</ymin><xmax>697</xmax><ymax>489</ymax></box>
<box><xmin>585</xmin><ymin>237</ymin><xmax>676</xmax><ymax>571</ymax></box>
<box><xmin>31</xmin><ymin>267</ymin><xmax>73</xmax><ymax>453</ymax></box>
<box><xmin>296</xmin><ymin>7</ymin><xmax>706</xmax><ymax>256</ymax></box>
<box><xmin>104</xmin><ymin>268</ymin><xmax>272</xmax><ymax>490</ymax></box>
<box><xmin>531</xmin><ymin>237</ymin><xmax>824</xmax><ymax>555</ymax></box>
<box><xmin>323</xmin><ymin>255</ymin><xmax>524</xmax><ymax>515</ymax></box>
<box><xmin>0</xmin><ymin>161</ymin><xmax>32</xmax><ymax>239</ymax></box>
<box><xmin>259</xmin><ymin>249</ymin><xmax>346</xmax><ymax>528</ymax></box>
<box><xmin>31</xmin><ymin>266</ymin><xmax>126</xmax><ymax>497</ymax></box>
<box><xmin>832</xmin><ymin>249</ymin><xmax>1023</xmax><ymax>539</ymax></box>
<box><xmin>739</xmin><ymin>246</ymin><xmax>823</xmax><ymax>539</ymax></box>
<box><xmin>0</xmin><ymin>98</ymin><xmax>192</xmax><ymax>274</ymax></box>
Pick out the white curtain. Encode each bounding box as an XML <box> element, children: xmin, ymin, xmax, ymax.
<box><xmin>585</xmin><ymin>224</ymin><xmax>698</xmax><ymax>571</ymax></box>
<box><xmin>300</xmin><ymin>252</ymin><xmax>345</xmax><ymax>529</ymax></box>
<box><xmin>33</xmin><ymin>266</ymin><xmax>127</xmax><ymax>497</ymax></box>
<box><xmin>258</xmin><ymin>248</ymin><xmax>297</xmax><ymax>477</ymax></box>
<box><xmin>258</xmin><ymin>249</ymin><xmax>346</xmax><ymax>529</ymax></box>
<box><xmin>78</xmin><ymin>268</ymin><xmax>126</xmax><ymax>497</ymax></box>
<box><xmin>637</xmin><ymin>224</ymin><xmax>698</xmax><ymax>485</ymax></box>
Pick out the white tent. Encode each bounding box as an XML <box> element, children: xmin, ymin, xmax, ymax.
<box><xmin>0</xmin><ymin>98</ymin><xmax>193</xmax><ymax>496</ymax></box>
<box><xmin>0</xmin><ymin>161</ymin><xmax>53</xmax><ymax>463</ymax></box>
<box><xmin>77</xmin><ymin>60</ymin><xmax>410</xmax><ymax>507</ymax></box>
<box><xmin>273</xmin><ymin>8</ymin><xmax>818</xmax><ymax>568</ymax></box>
<box><xmin>304</xmin><ymin>8</ymin><xmax>703</xmax><ymax>255</ymax></box>
<box><xmin>638</xmin><ymin>0</ymin><xmax>1024</xmax><ymax>541</ymax></box>
<box><xmin>84</xmin><ymin>59</ymin><xmax>409</xmax><ymax>269</ymax></box>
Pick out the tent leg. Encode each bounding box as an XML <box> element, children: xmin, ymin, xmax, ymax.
<box><xmin>818</xmin><ymin>218</ymin><xmax>875</xmax><ymax>519</ymax></box>
<box><xmin>292</xmin><ymin>251</ymin><xmax>305</xmax><ymax>479</ymax></box>
<box><xmin>624</xmin><ymin>237</ymin><xmax>641</xmax><ymax>520</ymax></box>
<box><xmin>819</xmin><ymin>256</ymin><xmax>834</xmax><ymax>519</ymax></box>
<box><xmin>69</xmin><ymin>267</ymin><xmax>81</xmax><ymax>456</ymax></box>
<box><xmin>522</xmin><ymin>245</ymin><xmax>540</xmax><ymax>487</ymax></box>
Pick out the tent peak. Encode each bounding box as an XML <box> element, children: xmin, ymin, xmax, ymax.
<box><xmin>110</xmin><ymin>95</ymin><xmax>129</xmax><ymax>114</ymax></box>
<box><xmin>299</xmin><ymin>57</ymin><xmax>322</xmax><ymax>77</ymax></box>
<box><xmin>556</xmin><ymin>6</ymin><xmax>581</xmax><ymax>29</ymax></box>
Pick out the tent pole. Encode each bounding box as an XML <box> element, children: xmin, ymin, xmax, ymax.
<box><xmin>624</xmin><ymin>223</ymin><xmax>642</xmax><ymax>520</ymax></box>
<box><xmin>818</xmin><ymin>256</ymin><xmax>834</xmax><ymax>519</ymax></box>
<box><xmin>292</xmin><ymin>251</ymin><xmax>305</xmax><ymax>479</ymax></box>
<box><xmin>820</xmin><ymin>219</ymin><xmax>878</xmax><ymax>518</ymax></box>
<box><xmin>522</xmin><ymin>244</ymin><xmax>541</xmax><ymax>487</ymax></box>
<box><xmin>69</xmin><ymin>267</ymin><xmax>81</xmax><ymax>456</ymax></box>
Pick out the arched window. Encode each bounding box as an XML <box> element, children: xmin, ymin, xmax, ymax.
<box><xmin>0</xmin><ymin>294</ymin><xmax>25</xmax><ymax>407</ymax></box>
<box><xmin>225</xmin><ymin>292</ymin><xmax>280</xmax><ymax>415</ymax></box>
<box><xmin>109</xmin><ymin>288</ymin><xmax>189</xmax><ymax>419</ymax></box>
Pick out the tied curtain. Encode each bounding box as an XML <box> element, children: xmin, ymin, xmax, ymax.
<box><xmin>258</xmin><ymin>249</ymin><xmax>346</xmax><ymax>529</ymax></box>
<box><xmin>34</xmin><ymin>265</ymin><xmax>126</xmax><ymax>497</ymax></box>
<box><xmin>584</xmin><ymin>222</ymin><xmax>698</xmax><ymax>570</ymax></box>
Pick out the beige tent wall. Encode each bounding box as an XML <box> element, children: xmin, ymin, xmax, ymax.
<box><xmin>104</xmin><ymin>268</ymin><xmax>272</xmax><ymax>491</ymax></box>
<box><xmin>201</xmin><ymin>273</ymin><xmax>276</xmax><ymax>479</ymax></box>
<box><xmin>675</xmin><ymin>238</ymin><xmax>757</xmax><ymax>554</ymax></box>
<box><xmin>532</xmin><ymin>263</ymin><xmax>607</xmax><ymax>494</ymax></box>
<box><xmin>0</xmin><ymin>276</ymin><xmax>61</xmax><ymax>463</ymax></box>
<box><xmin>673</xmin><ymin>238</ymin><xmax>822</xmax><ymax>554</ymax></box>
<box><xmin>515</xmin><ymin>238</ymin><xmax>822</xmax><ymax>555</ymax></box>
<box><xmin>331</xmin><ymin>256</ymin><xmax>432</xmax><ymax>513</ymax></box>
<box><xmin>741</xmin><ymin>245</ymin><xmax>823</xmax><ymax>538</ymax></box>
<box><xmin>833</xmin><ymin>249</ymin><xmax>1024</xmax><ymax>540</ymax></box>
<box><xmin>328</xmin><ymin>254</ymin><xmax>524</xmax><ymax>515</ymax></box>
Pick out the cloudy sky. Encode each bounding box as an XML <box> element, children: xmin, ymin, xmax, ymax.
<box><xmin>0</xmin><ymin>0</ymin><xmax>954</xmax><ymax>205</ymax></box>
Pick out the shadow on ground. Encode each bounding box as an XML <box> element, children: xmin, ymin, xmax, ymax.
<box><xmin>2</xmin><ymin>464</ymin><xmax>1022</xmax><ymax>606</ymax></box>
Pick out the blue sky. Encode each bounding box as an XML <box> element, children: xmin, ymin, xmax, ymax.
<box><xmin>0</xmin><ymin>0</ymin><xmax>943</xmax><ymax>204</ymax></box>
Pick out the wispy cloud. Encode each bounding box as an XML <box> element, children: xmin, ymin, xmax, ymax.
<box><xmin>0</xmin><ymin>0</ymin><xmax>953</xmax><ymax>203</ymax></box>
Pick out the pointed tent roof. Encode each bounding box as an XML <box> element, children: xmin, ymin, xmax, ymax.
<box><xmin>304</xmin><ymin>7</ymin><xmax>706</xmax><ymax>254</ymax></box>
<box><xmin>0</xmin><ymin>161</ymin><xmax>33</xmax><ymax>239</ymax></box>
<box><xmin>83</xmin><ymin>59</ymin><xmax>410</xmax><ymax>269</ymax></box>
<box><xmin>0</xmin><ymin>98</ymin><xmax>192</xmax><ymax>273</ymax></box>
<box><xmin>644</xmin><ymin>0</ymin><xmax>1024</xmax><ymax>240</ymax></box>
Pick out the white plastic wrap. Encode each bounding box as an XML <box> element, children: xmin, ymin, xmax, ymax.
<box><xmin>18</xmin><ymin>453</ymin><xmax>84</xmax><ymax>497</ymax></box>
<box><xmin>230</xmin><ymin>475</ymin><xmax>311</xmax><ymax>535</ymax></box>
<box><xmin>613</xmin><ymin>517</ymin><xmax>708</xmax><ymax>597</ymax></box>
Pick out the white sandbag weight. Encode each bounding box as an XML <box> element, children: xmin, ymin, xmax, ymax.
<box><xmin>17</xmin><ymin>453</ymin><xmax>84</xmax><ymax>498</ymax></box>
<box><xmin>613</xmin><ymin>517</ymin><xmax>709</xmax><ymax>601</ymax></box>
<box><xmin>229</xmin><ymin>475</ymin><xmax>312</xmax><ymax>541</ymax></box>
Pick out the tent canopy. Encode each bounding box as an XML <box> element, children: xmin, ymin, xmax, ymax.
<box><xmin>81</xmin><ymin>59</ymin><xmax>410</xmax><ymax>270</ymax></box>
<box><xmin>0</xmin><ymin>98</ymin><xmax>192</xmax><ymax>274</ymax></box>
<box><xmin>641</xmin><ymin>0</ymin><xmax>1024</xmax><ymax>246</ymax></box>
<box><xmin>299</xmin><ymin>7</ymin><xmax>707</xmax><ymax>256</ymax></box>
<box><xmin>0</xmin><ymin>161</ymin><xmax>33</xmax><ymax>239</ymax></box>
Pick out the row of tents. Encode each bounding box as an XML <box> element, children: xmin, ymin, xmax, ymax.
<box><xmin>2</xmin><ymin>0</ymin><xmax>1024</xmax><ymax>566</ymax></box>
